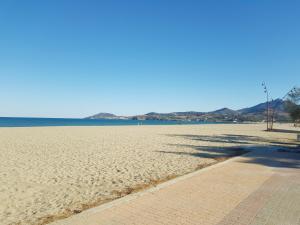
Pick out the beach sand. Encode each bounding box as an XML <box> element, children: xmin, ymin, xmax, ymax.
<box><xmin>0</xmin><ymin>123</ymin><xmax>298</xmax><ymax>225</ymax></box>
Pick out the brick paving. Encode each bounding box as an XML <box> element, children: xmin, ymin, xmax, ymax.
<box><xmin>50</xmin><ymin>149</ymin><xmax>300</xmax><ymax>225</ymax></box>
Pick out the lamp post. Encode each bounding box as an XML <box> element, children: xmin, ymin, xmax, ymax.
<box><xmin>262</xmin><ymin>82</ymin><xmax>270</xmax><ymax>130</ymax></box>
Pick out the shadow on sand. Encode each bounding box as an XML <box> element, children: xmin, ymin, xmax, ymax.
<box><xmin>165</xmin><ymin>133</ymin><xmax>297</xmax><ymax>146</ymax></box>
<box><xmin>269</xmin><ymin>129</ymin><xmax>300</xmax><ymax>134</ymax></box>
<box><xmin>159</xmin><ymin>132</ymin><xmax>300</xmax><ymax>169</ymax></box>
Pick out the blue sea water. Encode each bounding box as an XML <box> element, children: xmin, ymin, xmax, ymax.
<box><xmin>0</xmin><ymin>117</ymin><xmax>228</xmax><ymax>127</ymax></box>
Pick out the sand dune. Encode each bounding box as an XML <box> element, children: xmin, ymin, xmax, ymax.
<box><xmin>0</xmin><ymin>123</ymin><xmax>298</xmax><ymax>225</ymax></box>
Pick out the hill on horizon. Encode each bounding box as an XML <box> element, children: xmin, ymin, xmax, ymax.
<box><xmin>86</xmin><ymin>112</ymin><xmax>117</xmax><ymax>119</ymax></box>
<box><xmin>86</xmin><ymin>99</ymin><xmax>289</xmax><ymax>122</ymax></box>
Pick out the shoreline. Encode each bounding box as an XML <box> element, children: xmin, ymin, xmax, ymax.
<box><xmin>0</xmin><ymin>121</ymin><xmax>285</xmax><ymax>129</ymax></box>
<box><xmin>0</xmin><ymin>116</ymin><xmax>273</xmax><ymax>128</ymax></box>
<box><xmin>0</xmin><ymin>122</ymin><xmax>243</xmax><ymax>129</ymax></box>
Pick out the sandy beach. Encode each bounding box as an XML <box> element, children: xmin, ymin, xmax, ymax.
<box><xmin>0</xmin><ymin>123</ymin><xmax>298</xmax><ymax>225</ymax></box>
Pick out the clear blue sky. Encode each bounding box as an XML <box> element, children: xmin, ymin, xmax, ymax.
<box><xmin>0</xmin><ymin>0</ymin><xmax>299</xmax><ymax>118</ymax></box>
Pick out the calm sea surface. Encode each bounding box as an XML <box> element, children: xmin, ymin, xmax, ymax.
<box><xmin>0</xmin><ymin>117</ymin><xmax>231</xmax><ymax>127</ymax></box>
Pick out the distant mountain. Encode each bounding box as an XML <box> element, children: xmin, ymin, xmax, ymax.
<box><xmin>235</xmin><ymin>99</ymin><xmax>288</xmax><ymax>121</ymax></box>
<box><xmin>86</xmin><ymin>99</ymin><xmax>290</xmax><ymax>122</ymax></box>
<box><xmin>85</xmin><ymin>113</ymin><xmax>118</xmax><ymax>119</ymax></box>
<box><xmin>238</xmin><ymin>98</ymin><xmax>285</xmax><ymax>114</ymax></box>
<box><xmin>209</xmin><ymin>108</ymin><xmax>238</xmax><ymax>115</ymax></box>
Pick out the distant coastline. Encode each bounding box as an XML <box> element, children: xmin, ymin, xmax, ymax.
<box><xmin>86</xmin><ymin>99</ymin><xmax>290</xmax><ymax>123</ymax></box>
<box><xmin>0</xmin><ymin>99</ymin><xmax>291</xmax><ymax>127</ymax></box>
<box><xmin>0</xmin><ymin>117</ymin><xmax>236</xmax><ymax>128</ymax></box>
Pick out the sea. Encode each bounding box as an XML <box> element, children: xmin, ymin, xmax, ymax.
<box><xmin>0</xmin><ymin>117</ymin><xmax>230</xmax><ymax>127</ymax></box>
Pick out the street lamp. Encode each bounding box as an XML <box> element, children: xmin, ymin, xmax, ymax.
<box><xmin>262</xmin><ymin>82</ymin><xmax>270</xmax><ymax>130</ymax></box>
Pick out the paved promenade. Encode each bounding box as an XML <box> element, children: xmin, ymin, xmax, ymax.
<box><xmin>51</xmin><ymin>148</ymin><xmax>300</xmax><ymax>225</ymax></box>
